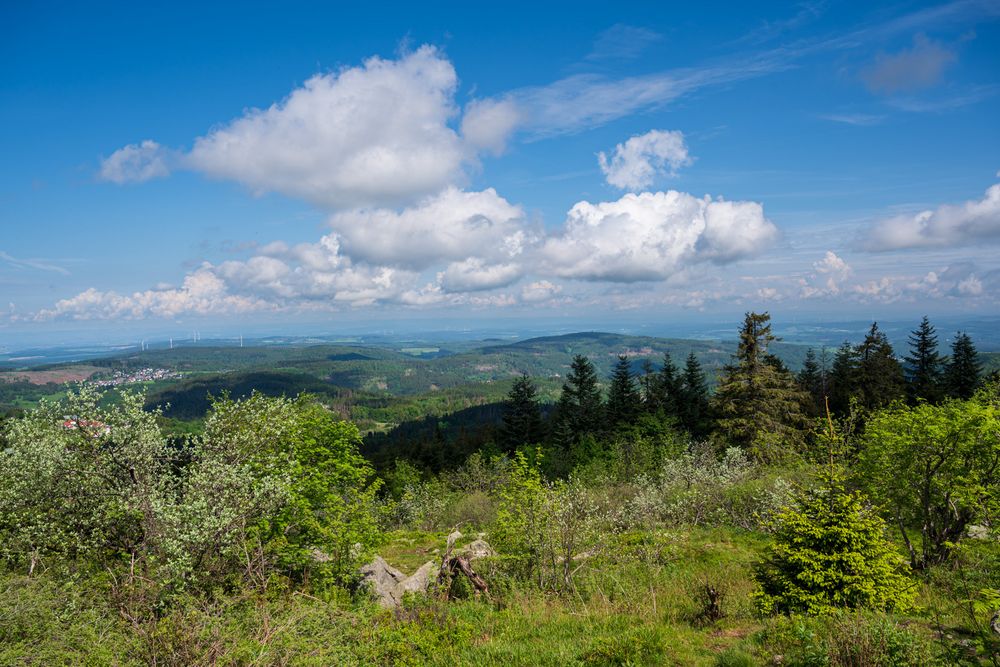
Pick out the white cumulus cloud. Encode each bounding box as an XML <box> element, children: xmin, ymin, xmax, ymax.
<box><xmin>520</xmin><ymin>280</ymin><xmax>563</xmax><ymax>302</ymax></box>
<box><xmin>99</xmin><ymin>140</ymin><xmax>171</xmax><ymax>184</ymax></box>
<box><xmin>540</xmin><ymin>190</ymin><xmax>777</xmax><ymax>282</ymax></box>
<box><xmin>327</xmin><ymin>187</ymin><xmax>534</xmax><ymax>271</ymax></box>
<box><xmin>461</xmin><ymin>98</ymin><xmax>521</xmax><ymax>155</ymax></box>
<box><xmin>599</xmin><ymin>130</ymin><xmax>690</xmax><ymax>190</ymax></box>
<box><xmin>185</xmin><ymin>46</ymin><xmax>465</xmax><ymax>208</ymax></box>
<box><xmin>438</xmin><ymin>258</ymin><xmax>523</xmax><ymax>292</ymax></box>
<box><xmin>863</xmin><ymin>179</ymin><xmax>1000</xmax><ymax>250</ymax></box>
<box><xmin>33</xmin><ymin>268</ymin><xmax>268</xmax><ymax>320</ymax></box>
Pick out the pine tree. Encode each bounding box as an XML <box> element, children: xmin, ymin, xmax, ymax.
<box><xmin>945</xmin><ymin>332</ymin><xmax>982</xmax><ymax>400</ymax></box>
<box><xmin>753</xmin><ymin>472</ymin><xmax>914</xmax><ymax>615</ymax></box>
<box><xmin>679</xmin><ymin>352</ymin><xmax>710</xmax><ymax>438</ymax></box>
<box><xmin>904</xmin><ymin>316</ymin><xmax>944</xmax><ymax>404</ymax></box>
<box><xmin>797</xmin><ymin>348</ymin><xmax>826</xmax><ymax>416</ymax></box>
<box><xmin>499</xmin><ymin>374</ymin><xmax>543</xmax><ymax>454</ymax></box>
<box><xmin>639</xmin><ymin>359</ymin><xmax>659</xmax><ymax>412</ymax></box>
<box><xmin>552</xmin><ymin>354</ymin><xmax>604</xmax><ymax>443</ymax></box>
<box><xmin>828</xmin><ymin>341</ymin><xmax>858</xmax><ymax>416</ymax></box>
<box><xmin>606</xmin><ymin>354</ymin><xmax>641</xmax><ymax>428</ymax></box>
<box><xmin>856</xmin><ymin>322</ymin><xmax>905</xmax><ymax>411</ymax></box>
<box><xmin>641</xmin><ymin>352</ymin><xmax>682</xmax><ymax>419</ymax></box>
<box><xmin>714</xmin><ymin>312</ymin><xmax>808</xmax><ymax>460</ymax></box>
<box><xmin>659</xmin><ymin>352</ymin><xmax>684</xmax><ymax>418</ymax></box>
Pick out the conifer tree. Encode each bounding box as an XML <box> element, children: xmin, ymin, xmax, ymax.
<box><xmin>754</xmin><ymin>472</ymin><xmax>914</xmax><ymax>615</ymax></box>
<box><xmin>904</xmin><ymin>316</ymin><xmax>943</xmax><ymax>404</ymax></box>
<box><xmin>659</xmin><ymin>352</ymin><xmax>684</xmax><ymax>417</ymax></box>
<box><xmin>828</xmin><ymin>341</ymin><xmax>858</xmax><ymax>416</ymax></box>
<box><xmin>552</xmin><ymin>354</ymin><xmax>604</xmax><ymax>443</ymax></box>
<box><xmin>640</xmin><ymin>352</ymin><xmax>683</xmax><ymax>419</ymax></box>
<box><xmin>639</xmin><ymin>359</ymin><xmax>659</xmax><ymax>412</ymax></box>
<box><xmin>856</xmin><ymin>322</ymin><xmax>905</xmax><ymax>411</ymax></box>
<box><xmin>679</xmin><ymin>352</ymin><xmax>710</xmax><ymax>438</ymax></box>
<box><xmin>606</xmin><ymin>354</ymin><xmax>641</xmax><ymax>428</ymax></box>
<box><xmin>945</xmin><ymin>332</ymin><xmax>982</xmax><ymax>400</ymax></box>
<box><xmin>714</xmin><ymin>312</ymin><xmax>808</xmax><ymax>460</ymax></box>
<box><xmin>797</xmin><ymin>348</ymin><xmax>826</xmax><ymax>416</ymax></box>
<box><xmin>499</xmin><ymin>374</ymin><xmax>543</xmax><ymax>454</ymax></box>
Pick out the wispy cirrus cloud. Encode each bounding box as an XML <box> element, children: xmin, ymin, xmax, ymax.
<box><xmin>819</xmin><ymin>112</ymin><xmax>885</xmax><ymax>125</ymax></box>
<box><xmin>585</xmin><ymin>24</ymin><xmax>662</xmax><ymax>62</ymax></box>
<box><xmin>0</xmin><ymin>250</ymin><xmax>70</xmax><ymax>275</ymax></box>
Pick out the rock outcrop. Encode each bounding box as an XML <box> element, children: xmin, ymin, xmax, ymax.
<box><xmin>359</xmin><ymin>537</ymin><xmax>496</xmax><ymax>607</ymax></box>
<box><xmin>359</xmin><ymin>556</ymin><xmax>437</xmax><ymax>608</ymax></box>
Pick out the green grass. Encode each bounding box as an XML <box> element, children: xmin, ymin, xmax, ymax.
<box><xmin>1</xmin><ymin>522</ymin><xmax>990</xmax><ymax>665</ymax></box>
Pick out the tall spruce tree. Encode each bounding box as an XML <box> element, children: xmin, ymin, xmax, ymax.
<box><xmin>641</xmin><ymin>352</ymin><xmax>683</xmax><ymax>418</ymax></box>
<box><xmin>658</xmin><ymin>351</ymin><xmax>684</xmax><ymax>419</ymax></box>
<box><xmin>828</xmin><ymin>341</ymin><xmax>859</xmax><ymax>416</ymax></box>
<box><xmin>714</xmin><ymin>312</ymin><xmax>808</xmax><ymax>460</ymax></box>
<box><xmin>679</xmin><ymin>352</ymin><xmax>710</xmax><ymax>438</ymax></box>
<box><xmin>499</xmin><ymin>374</ymin><xmax>543</xmax><ymax>454</ymax></box>
<box><xmin>797</xmin><ymin>348</ymin><xmax>826</xmax><ymax>416</ymax></box>
<box><xmin>945</xmin><ymin>332</ymin><xmax>982</xmax><ymax>400</ymax></box>
<box><xmin>552</xmin><ymin>354</ymin><xmax>604</xmax><ymax>443</ymax></box>
<box><xmin>856</xmin><ymin>322</ymin><xmax>905</xmax><ymax>411</ymax></box>
<box><xmin>904</xmin><ymin>316</ymin><xmax>944</xmax><ymax>404</ymax></box>
<box><xmin>639</xmin><ymin>359</ymin><xmax>659</xmax><ymax>412</ymax></box>
<box><xmin>606</xmin><ymin>354</ymin><xmax>641</xmax><ymax>428</ymax></box>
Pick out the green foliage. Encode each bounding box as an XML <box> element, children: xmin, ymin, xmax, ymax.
<box><xmin>858</xmin><ymin>395</ymin><xmax>1000</xmax><ymax>568</ymax></box>
<box><xmin>756</xmin><ymin>612</ymin><xmax>940</xmax><ymax>666</ymax></box>
<box><xmin>606</xmin><ymin>354</ymin><xmax>641</xmax><ymax>428</ymax></box>
<box><xmin>905</xmin><ymin>316</ymin><xmax>944</xmax><ymax>404</ymax></box>
<box><xmin>714</xmin><ymin>312</ymin><xmax>809</xmax><ymax>461</ymax></box>
<box><xmin>753</xmin><ymin>475</ymin><xmax>915</xmax><ymax>616</ymax></box>
<box><xmin>826</xmin><ymin>342</ymin><xmax>858</xmax><ymax>417</ymax></box>
<box><xmin>492</xmin><ymin>452</ymin><xmax>602</xmax><ymax>591</ymax></box>
<box><xmin>855</xmin><ymin>322</ymin><xmax>906</xmax><ymax>411</ymax></box>
<box><xmin>946</xmin><ymin>331</ymin><xmax>983</xmax><ymax>400</ymax></box>
<box><xmin>0</xmin><ymin>388</ymin><xmax>378</xmax><ymax>594</ymax></box>
<box><xmin>680</xmin><ymin>351</ymin><xmax>712</xmax><ymax>438</ymax></box>
<box><xmin>797</xmin><ymin>348</ymin><xmax>829</xmax><ymax>418</ymax></box>
<box><xmin>0</xmin><ymin>387</ymin><xmax>172</xmax><ymax>571</ymax></box>
<box><xmin>499</xmin><ymin>373</ymin><xmax>544</xmax><ymax>454</ymax></box>
<box><xmin>559</xmin><ymin>354</ymin><xmax>605</xmax><ymax>434</ymax></box>
<box><xmin>204</xmin><ymin>393</ymin><xmax>381</xmax><ymax>586</ymax></box>
<box><xmin>626</xmin><ymin>446</ymin><xmax>796</xmax><ymax>531</ymax></box>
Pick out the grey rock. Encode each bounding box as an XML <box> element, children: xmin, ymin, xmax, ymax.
<box><xmin>398</xmin><ymin>560</ymin><xmax>438</xmax><ymax>597</ymax></box>
<box><xmin>446</xmin><ymin>530</ymin><xmax>463</xmax><ymax>550</ymax></box>
<box><xmin>458</xmin><ymin>538</ymin><xmax>495</xmax><ymax>561</ymax></box>
<box><xmin>359</xmin><ymin>556</ymin><xmax>407</xmax><ymax>608</ymax></box>
<box><xmin>359</xmin><ymin>556</ymin><xmax>436</xmax><ymax>608</ymax></box>
<box><xmin>967</xmin><ymin>524</ymin><xmax>992</xmax><ymax>540</ymax></box>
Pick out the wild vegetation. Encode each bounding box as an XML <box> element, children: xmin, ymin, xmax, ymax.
<box><xmin>1</xmin><ymin>313</ymin><xmax>999</xmax><ymax>665</ymax></box>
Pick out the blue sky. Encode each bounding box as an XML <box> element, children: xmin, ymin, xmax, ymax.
<box><xmin>2</xmin><ymin>1</ymin><xmax>1000</xmax><ymax>342</ymax></box>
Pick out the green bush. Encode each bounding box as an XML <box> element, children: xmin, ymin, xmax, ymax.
<box><xmin>753</xmin><ymin>475</ymin><xmax>915</xmax><ymax>616</ymax></box>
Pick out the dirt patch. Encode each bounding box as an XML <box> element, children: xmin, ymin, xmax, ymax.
<box><xmin>0</xmin><ymin>365</ymin><xmax>101</xmax><ymax>385</ymax></box>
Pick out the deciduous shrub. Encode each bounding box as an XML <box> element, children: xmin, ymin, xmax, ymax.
<box><xmin>625</xmin><ymin>447</ymin><xmax>794</xmax><ymax>530</ymax></box>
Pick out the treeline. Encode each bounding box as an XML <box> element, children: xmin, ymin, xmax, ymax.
<box><xmin>473</xmin><ymin>312</ymin><xmax>991</xmax><ymax>473</ymax></box>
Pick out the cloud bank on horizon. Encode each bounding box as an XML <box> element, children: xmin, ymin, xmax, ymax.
<box><xmin>8</xmin><ymin>1</ymin><xmax>1000</xmax><ymax>324</ymax></box>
